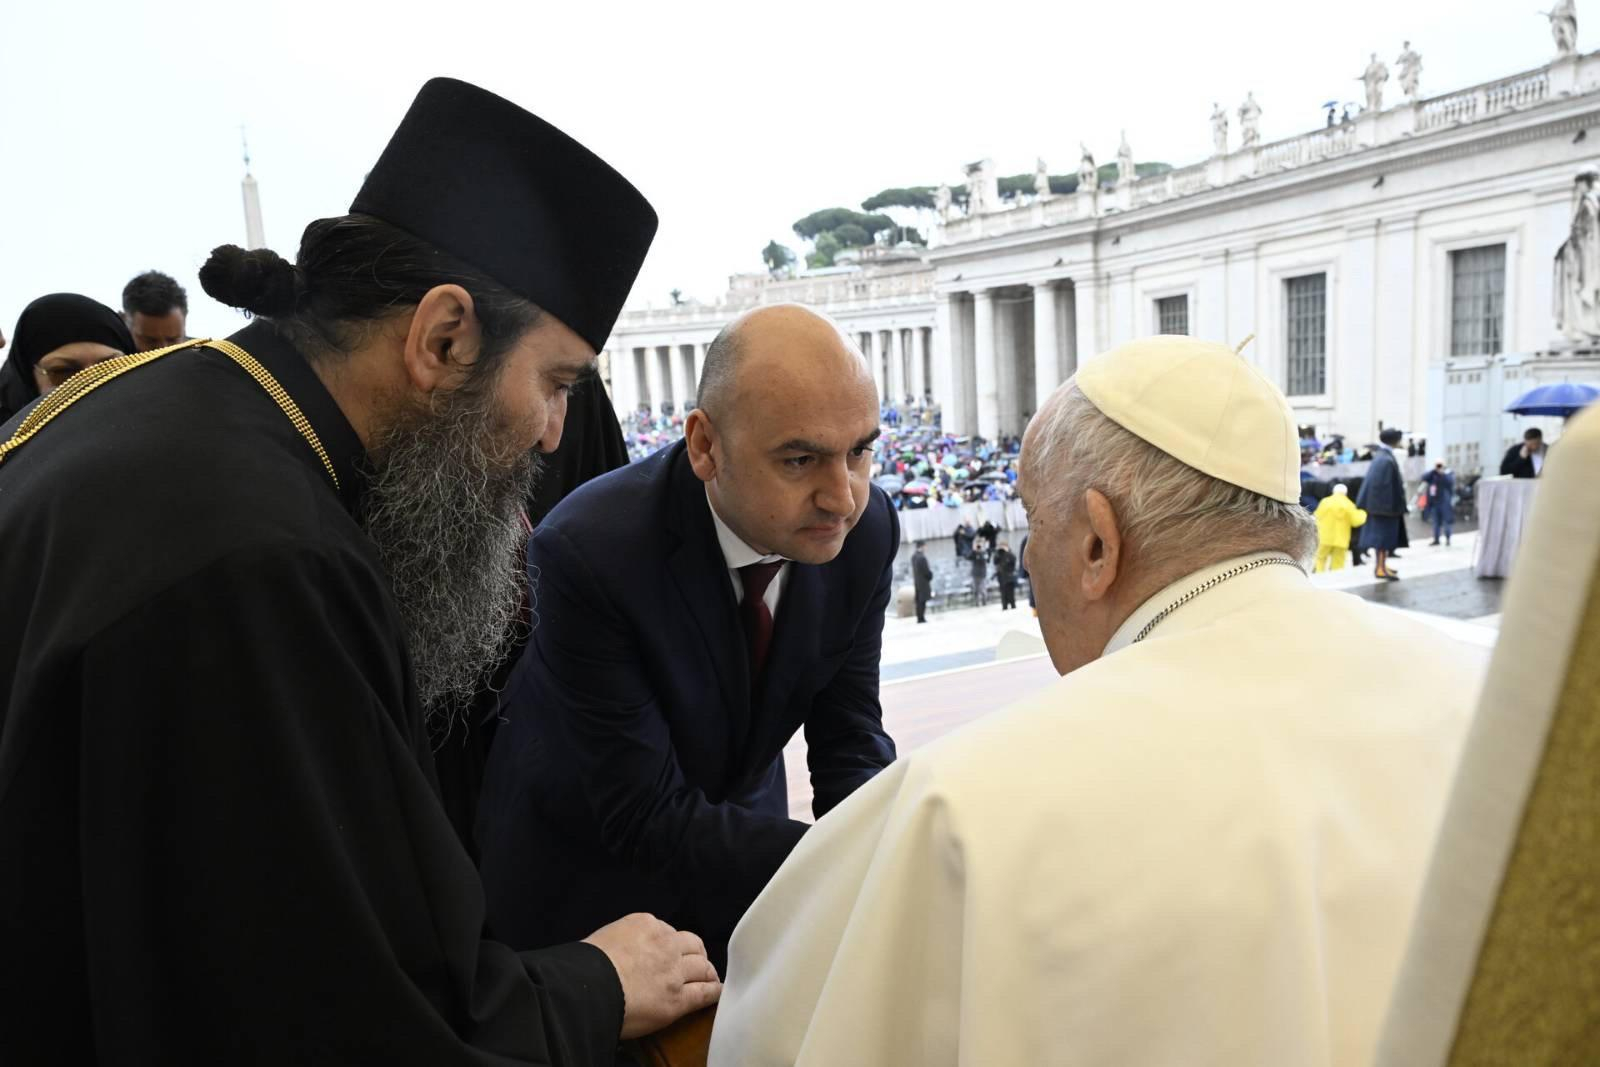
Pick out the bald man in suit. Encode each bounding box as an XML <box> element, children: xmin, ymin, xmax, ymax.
<box><xmin>479</xmin><ymin>305</ymin><xmax>899</xmax><ymax>970</ymax></box>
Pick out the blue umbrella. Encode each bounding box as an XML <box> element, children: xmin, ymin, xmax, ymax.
<box><xmin>1505</xmin><ymin>382</ymin><xmax>1600</xmax><ymax>418</ymax></box>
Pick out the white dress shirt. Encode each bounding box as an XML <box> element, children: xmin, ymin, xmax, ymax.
<box><xmin>707</xmin><ymin>488</ymin><xmax>790</xmax><ymax>618</ymax></box>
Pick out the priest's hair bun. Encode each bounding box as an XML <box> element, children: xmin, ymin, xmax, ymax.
<box><xmin>199</xmin><ymin>245</ymin><xmax>303</xmax><ymax>318</ymax></box>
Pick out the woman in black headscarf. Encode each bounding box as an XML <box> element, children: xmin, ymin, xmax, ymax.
<box><xmin>0</xmin><ymin>294</ymin><xmax>136</xmax><ymax>423</ymax></box>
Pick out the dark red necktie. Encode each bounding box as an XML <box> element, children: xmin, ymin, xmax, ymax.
<box><xmin>738</xmin><ymin>560</ymin><xmax>785</xmax><ymax>685</ymax></box>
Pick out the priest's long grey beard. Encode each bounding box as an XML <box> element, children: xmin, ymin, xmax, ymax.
<box><xmin>362</xmin><ymin>385</ymin><xmax>538</xmax><ymax>740</ymax></box>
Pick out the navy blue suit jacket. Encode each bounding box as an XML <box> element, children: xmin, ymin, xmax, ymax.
<box><xmin>477</xmin><ymin>441</ymin><xmax>898</xmax><ymax>968</ymax></box>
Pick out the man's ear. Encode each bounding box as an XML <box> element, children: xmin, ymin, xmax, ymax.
<box><xmin>1079</xmin><ymin>488</ymin><xmax>1123</xmax><ymax>603</ymax></box>
<box><xmin>402</xmin><ymin>284</ymin><xmax>478</xmax><ymax>395</ymax></box>
<box><xmin>684</xmin><ymin>410</ymin><xmax>719</xmax><ymax>483</ymax></box>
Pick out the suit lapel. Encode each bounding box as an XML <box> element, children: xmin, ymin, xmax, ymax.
<box><xmin>663</xmin><ymin>448</ymin><xmax>753</xmax><ymax>759</ymax></box>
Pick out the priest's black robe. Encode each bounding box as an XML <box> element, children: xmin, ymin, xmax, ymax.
<box><xmin>0</xmin><ymin>320</ymin><xmax>622</xmax><ymax>1065</ymax></box>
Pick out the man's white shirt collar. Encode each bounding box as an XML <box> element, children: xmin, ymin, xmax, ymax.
<box><xmin>706</xmin><ymin>488</ymin><xmax>789</xmax><ymax>610</ymax></box>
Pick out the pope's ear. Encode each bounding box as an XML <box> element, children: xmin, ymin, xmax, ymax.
<box><xmin>1079</xmin><ymin>489</ymin><xmax>1122</xmax><ymax>602</ymax></box>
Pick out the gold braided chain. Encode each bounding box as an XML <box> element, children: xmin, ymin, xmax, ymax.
<box><xmin>203</xmin><ymin>339</ymin><xmax>339</xmax><ymax>490</ymax></box>
<box><xmin>0</xmin><ymin>338</ymin><xmax>340</xmax><ymax>491</ymax></box>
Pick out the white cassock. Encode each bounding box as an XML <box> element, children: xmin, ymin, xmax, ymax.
<box><xmin>709</xmin><ymin>554</ymin><xmax>1486</xmax><ymax>1067</ymax></box>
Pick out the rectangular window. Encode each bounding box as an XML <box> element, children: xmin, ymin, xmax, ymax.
<box><xmin>1156</xmin><ymin>294</ymin><xmax>1189</xmax><ymax>336</ymax></box>
<box><xmin>1450</xmin><ymin>244</ymin><xmax>1507</xmax><ymax>356</ymax></box>
<box><xmin>1284</xmin><ymin>273</ymin><xmax>1327</xmax><ymax>397</ymax></box>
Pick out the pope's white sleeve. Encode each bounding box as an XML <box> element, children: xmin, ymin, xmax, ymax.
<box><xmin>709</xmin><ymin>757</ymin><xmax>967</xmax><ymax>1067</ymax></box>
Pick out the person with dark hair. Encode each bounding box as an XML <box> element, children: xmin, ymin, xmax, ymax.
<box><xmin>970</xmin><ymin>533</ymin><xmax>991</xmax><ymax>606</ymax></box>
<box><xmin>0</xmin><ymin>293</ymin><xmax>134</xmax><ymax>422</ymax></box>
<box><xmin>994</xmin><ymin>539</ymin><xmax>1018</xmax><ymax>609</ymax></box>
<box><xmin>1357</xmin><ymin>427</ymin><xmax>1408</xmax><ymax>580</ymax></box>
<box><xmin>912</xmin><ymin>539</ymin><xmax>934</xmax><ymax>622</ymax></box>
<box><xmin>1421</xmin><ymin>461</ymin><xmax>1456</xmax><ymax>546</ymax></box>
<box><xmin>0</xmin><ymin>79</ymin><xmax>717</xmax><ymax>1065</ymax></box>
<box><xmin>120</xmin><ymin>269</ymin><xmax>190</xmax><ymax>351</ymax></box>
<box><xmin>1499</xmin><ymin>427</ymin><xmax>1548</xmax><ymax>478</ymax></box>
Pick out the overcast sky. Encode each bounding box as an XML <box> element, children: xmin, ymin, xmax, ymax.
<box><xmin>0</xmin><ymin>0</ymin><xmax>1569</xmax><ymax>338</ymax></box>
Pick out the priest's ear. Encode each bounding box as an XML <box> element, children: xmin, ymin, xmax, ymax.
<box><xmin>1078</xmin><ymin>488</ymin><xmax>1122</xmax><ymax>602</ymax></box>
<box><xmin>402</xmin><ymin>284</ymin><xmax>481</xmax><ymax>395</ymax></box>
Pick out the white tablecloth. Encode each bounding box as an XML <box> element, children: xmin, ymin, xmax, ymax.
<box><xmin>897</xmin><ymin>500</ymin><xmax>1029</xmax><ymax>543</ymax></box>
<box><xmin>1473</xmin><ymin>477</ymin><xmax>1540</xmax><ymax>579</ymax></box>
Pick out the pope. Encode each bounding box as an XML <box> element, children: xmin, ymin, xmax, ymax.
<box><xmin>710</xmin><ymin>336</ymin><xmax>1486</xmax><ymax>1067</ymax></box>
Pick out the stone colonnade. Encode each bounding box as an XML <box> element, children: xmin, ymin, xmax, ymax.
<box><xmin>935</xmin><ymin>278</ymin><xmax>1089</xmax><ymax>440</ymax></box>
<box><xmin>603</xmin><ymin>340</ymin><xmax>714</xmax><ymax>417</ymax></box>
<box><xmin>852</xmin><ymin>326</ymin><xmax>935</xmax><ymax>408</ymax></box>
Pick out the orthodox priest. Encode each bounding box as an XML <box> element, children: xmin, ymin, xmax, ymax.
<box><xmin>710</xmin><ymin>337</ymin><xmax>1486</xmax><ymax>1067</ymax></box>
<box><xmin>0</xmin><ymin>79</ymin><xmax>719</xmax><ymax>1064</ymax></box>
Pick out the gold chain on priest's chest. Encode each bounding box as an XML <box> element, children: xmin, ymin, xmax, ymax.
<box><xmin>0</xmin><ymin>338</ymin><xmax>339</xmax><ymax>491</ymax></box>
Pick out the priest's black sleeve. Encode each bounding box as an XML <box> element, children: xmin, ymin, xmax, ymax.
<box><xmin>72</xmin><ymin>543</ymin><xmax>621</xmax><ymax>1066</ymax></box>
<box><xmin>804</xmin><ymin>495</ymin><xmax>899</xmax><ymax>817</ymax></box>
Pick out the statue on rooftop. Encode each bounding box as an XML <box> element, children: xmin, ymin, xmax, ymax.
<box><xmin>1396</xmin><ymin>41</ymin><xmax>1422</xmax><ymax>101</ymax></box>
<box><xmin>1546</xmin><ymin>0</ymin><xmax>1579</xmax><ymax>56</ymax></box>
<box><xmin>1210</xmin><ymin>102</ymin><xmax>1229</xmax><ymax>155</ymax></box>
<box><xmin>1238</xmin><ymin>92</ymin><xmax>1263</xmax><ymax>148</ymax></box>
<box><xmin>1034</xmin><ymin>158</ymin><xmax>1052</xmax><ymax>198</ymax></box>
<box><xmin>1361</xmin><ymin>53</ymin><xmax>1390</xmax><ymax>112</ymax></box>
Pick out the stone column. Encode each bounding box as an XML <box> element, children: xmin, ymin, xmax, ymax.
<box><xmin>861</xmin><ymin>330</ymin><xmax>883</xmax><ymax>403</ymax></box>
<box><xmin>934</xmin><ymin>293</ymin><xmax>967</xmax><ymax>434</ymax></box>
<box><xmin>973</xmin><ymin>289</ymin><xmax>1000</xmax><ymax>440</ymax></box>
<box><xmin>1060</xmin><ymin>285</ymin><xmax>1078</xmax><ymax>380</ymax></box>
<box><xmin>994</xmin><ymin>296</ymin><xmax>1021</xmax><ymax>435</ymax></box>
<box><xmin>607</xmin><ymin>347</ymin><xmax>633</xmax><ymax>413</ymax></box>
<box><xmin>911</xmin><ymin>326</ymin><xmax>928</xmax><ymax>401</ymax></box>
<box><xmin>888</xmin><ymin>328</ymin><xmax>907</xmax><ymax>406</ymax></box>
<box><xmin>695</xmin><ymin>342</ymin><xmax>709</xmax><ymax>387</ymax></box>
<box><xmin>1032</xmin><ymin>280</ymin><xmax>1061</xmax><ymax>402</ymax></box>
<box><xmin>1072</xmin><ymin>277</ymin><xmax>1099</xmax><ymax>368</ymax></box>
<box><xmin>666</xmin><ymin>344</ymin><xmax>690</xmax><ymax>413</ymax></box>
<box><xmin>679</xmin><ymin>344</ymin><xmax>698</xmax><ymax>407</ymax></box>
<box><xmin>642</xmin><ymin>345</ymin><xmax>663</xmax><ymax>414</ymax></box>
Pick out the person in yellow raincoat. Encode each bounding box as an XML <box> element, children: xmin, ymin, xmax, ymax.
<box><xmin>1314</xmin><ymin>482</ymin><xmax>1367</xmax><ymax>571</ymax></box>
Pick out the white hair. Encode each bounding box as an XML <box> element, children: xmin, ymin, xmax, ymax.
<box><xmin>1026</xmin><ymin>383</ymin><xmax>1317</xmax><ymax>571</ymax></box>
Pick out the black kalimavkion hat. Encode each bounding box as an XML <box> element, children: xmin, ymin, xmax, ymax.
<box><xmin>351</xmin><ymin>77</ymin><xmax>657</xmax><ymax>352</ymax></box>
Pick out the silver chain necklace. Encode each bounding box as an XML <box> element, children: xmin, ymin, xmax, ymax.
<box><xmin>1132</xmin><ymin>555</ymin><xmax>1303</xmax><ymax>644</ymax></box>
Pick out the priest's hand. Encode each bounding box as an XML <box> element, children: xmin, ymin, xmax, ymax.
<box><xmin>583</xmin><ymin>913</ymin><xmax>722</xmax><ymax>1039</ymax></box>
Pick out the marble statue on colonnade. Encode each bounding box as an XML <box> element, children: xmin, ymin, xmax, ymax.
<box><xmin>1034</xmin><ymin>158</ymin><xmax>1052</xmax><ymax>199</ymax></box>
<box><xmin>1546</xmin><ymin>0</ymin><xmax>1579</xmax><ymax>56</ymax></box>
<box><xmin>1117</xmin><ymin>132</ymin><xmax>1134</xmax><ymax>185</ymax></box>
<box><xmin>1238</xmin><ymin>92</ymin><xmax>1262</xmax><ymax>147</ymax></box>
<box><xmin>1361</xmin><ymin>53</ymin><xmax>1390</xmax><ymax>112</ymax></box>
<box><xmin>1555</xmin><ymin>167</ymin><xmax>1600</xmax><ymax>341</ymax></box>
<box><xmin>935</xmin><ymin>182</ymin><xmax>954</xmax><ymax>221</ymax></box>
<box><xmin>1077</xmin><ymin>144</ymin><xmax>1097</xmax><ymax>191</ymax></box>
<box><xmin>1210</xmin><ymin>102</ymin><xmax>1229</xmax><ymax>155</ymax></box>
<box><xmin>1397</xmin><ymin>41</ymin><xmax>1422</xmax><ymax>101</ymax></box>
<box><xmin>965</xmin><ymin>159</ymin><xmax>997</xmax><ymax>215</ymax></box>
